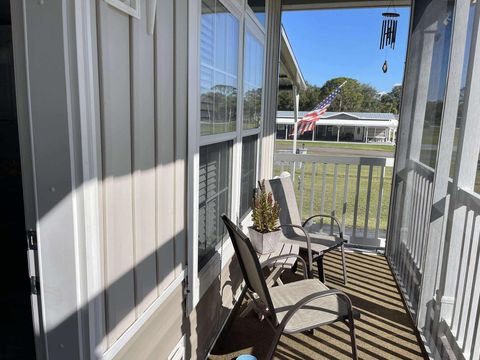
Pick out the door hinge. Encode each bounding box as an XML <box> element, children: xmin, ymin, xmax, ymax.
<box><xmin>183</xmin><ymin>274</ymin><xmax>190</xmax><ymax>298</ymax></box>
<box><xmin>30</xmin><ymin>276</ymin><xmax>40</xmax><ymax>295</ymax></box>
<box><xmin>27</xmin><ymin>229</ymin><xmax>37</xmax><ymax>250</ymax></box>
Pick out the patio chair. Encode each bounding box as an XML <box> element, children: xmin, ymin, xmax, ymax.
<box><xmin>221</xmin><ymin>214</ymin><xmax>358</xmax><ymax>360</ymax></box>
<box><xmin>263</xmin><ymin>175</ymin><xmax>348</xmax><ymax>284</ymax></box>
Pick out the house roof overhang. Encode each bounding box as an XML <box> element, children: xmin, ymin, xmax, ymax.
<box><xmin>282</xmin><ymin>0</ymin><xmax>411</xmax><ymax>11</ymax></box>
<box><xmin>279</xmin><ymin>26</ymin><xmax>307</xmax><ymax>91</ymax></box>
<box><xmin>276</xmin><ymin>111</ymin><xmax>399</xmax><ymax>128</ymax></box>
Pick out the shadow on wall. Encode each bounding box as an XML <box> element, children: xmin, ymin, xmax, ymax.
<box><xmin>38</xmin><ymin>224</ymin><xmax>244</xmax><ymax>359</ymax></box>
<box><xmin>192</xmin><ymin>252</ymin><xmax>243</xmax><ymax>359</ymax></box>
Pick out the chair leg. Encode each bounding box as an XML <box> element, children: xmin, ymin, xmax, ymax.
<box><xmin>348</xmin><ymin>318</ymin><xmax>358</xmax><ymax>360</ymax></box>
<box><xmin>341</xmin><ymin>243</ymin><xmax>348</xmax><ymax>285</ymax></box>
<box><xmin>266</xmin><ymin>328</ymin><xmax>283</xmax><ymax>360</ymax></box>
<box><xmin>316</xmin><ymin>254</ymin><xmax>325</xmax><ymax>282</ymax></box>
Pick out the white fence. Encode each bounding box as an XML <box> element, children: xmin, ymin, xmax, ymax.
<box><xmin>273</xmin><ymin>153</ymin><xmax>391</xmax><ymax>247</ymax></box>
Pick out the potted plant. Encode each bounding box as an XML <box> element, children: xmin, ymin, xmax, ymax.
<box><xmin>248</xmin><ymin>180</ymin><xmax>281</xmax><ymax>254</ymax></box>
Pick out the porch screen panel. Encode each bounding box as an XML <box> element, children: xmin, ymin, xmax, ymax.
<box><xmin>200</xmin><ymin>0</ymin><xmax>239</xmax><ymax>136</ymax></box>
<box><xmin>240</xmin><ymin>135</ymin><xmax>258</xmax><ymax>218</ymax></box>
<box><xmin>243</xmin><ymin>30</ymin><xmax>264</xmax><ymax>130</ymax></box>
<box><xmin>198</xmin><ymin>142</ymin><xmax>232</xmax><ymax>269</ymax></box>
<box><xmin>418</xmin><ymin>0</ymin><xmax>455</xmax><ymax>168</ymax></box>
<box><xmin>387</xmin><ymin>0</ymin><xmax>454</xmax><ymax>322</ymax></box>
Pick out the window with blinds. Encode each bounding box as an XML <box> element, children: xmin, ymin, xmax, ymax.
<box><xmin>196</xmin><ymin>0</ymin><xmax>264</xmax><ymax>274</ymax></box>
<box><xmin>240</xmin><ymin>135</ymin><xmax>258</xmax><ymax>219</ymax></box>
<box><xmin>200</xmin><ymin>0</ymin><xmax>239</xmax><ymax>136</ymax></box>
<box><xmin>198</xmin><ymin>141</ymin><xmax>232</xmax><ymax>269</ymax></box>
<box><xmin>243</xmin><ymin>30</ymin><xmax>264</xmax><ymax>130</ymax></box>
<box><xmin>247</xmin><ymin>0</ymin><xmax>265</xmax><ymax>26</ymax></box>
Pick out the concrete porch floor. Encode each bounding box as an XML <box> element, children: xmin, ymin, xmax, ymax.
<box><xmin>209</xmin><ymin>251</ymin><xmax>428</xmax><ymax>360</ymax></box>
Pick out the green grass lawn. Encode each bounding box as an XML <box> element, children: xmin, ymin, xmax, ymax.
<box><xmin>273</xmin><ymin>162</ymin><xmax>393</xmax><ymax>233</ymax></box>
<box><xmin>275</xmin><ymin>140</ymin><xmax>395</xmax><ymax>153</ymax></box>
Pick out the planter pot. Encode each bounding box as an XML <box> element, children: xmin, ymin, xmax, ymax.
<box><xmin>248</xmin><ymin>227</ymin><xmax>280</xmax><ymax>254</ymax></box>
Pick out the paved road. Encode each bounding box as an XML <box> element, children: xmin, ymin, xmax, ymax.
<box><xmin>275</xmin><ymin>143</ymin><xmax>395</xmax><ymax>158</ymax></box>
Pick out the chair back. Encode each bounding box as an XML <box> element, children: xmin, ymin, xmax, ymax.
<box><xmin>264</xmin><ymin>176</ymin><xmax>303</xmax><ymax>237</ymax></box>
<box><xmin>221</xmin><ymin>214</ymin><xmax>278</xmax><ymax>324</ymax></box>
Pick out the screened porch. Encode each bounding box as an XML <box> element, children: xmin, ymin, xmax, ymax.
<box><xmin>206</xmin><ymin>0</ymin><xmax>480</xmax><ymax>358</ymax></box>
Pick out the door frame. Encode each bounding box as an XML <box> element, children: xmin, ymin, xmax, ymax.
<box><xmin>10</xmin><ymin>1</ymin><xmax>46</xmax><ymax>358</ymax></box>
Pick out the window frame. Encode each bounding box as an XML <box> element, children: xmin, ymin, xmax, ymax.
<box><xmin>187</xmin><ymin>0</ymin><xmax>266</xmax><ymax>309</ymax></box>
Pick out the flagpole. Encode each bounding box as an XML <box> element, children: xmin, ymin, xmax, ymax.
<box><xmin>292</xmin><ymin>86</ymin><xmax>299</xmax><ymax>154</ymax></box>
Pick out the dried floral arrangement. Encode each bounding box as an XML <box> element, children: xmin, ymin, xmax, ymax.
<box><xmin>251</xmin><ymin>180</ymin><xmax>280</xmax><ymax>233</ymax></box>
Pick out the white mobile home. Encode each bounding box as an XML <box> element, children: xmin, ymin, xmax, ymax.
<box><xmin>276</xmin><ymin>111</ymin><xmax>399</xmax><ymax>143</ymax></box>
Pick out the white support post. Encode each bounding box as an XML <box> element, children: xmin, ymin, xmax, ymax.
<box><xmin>438</xmin><ymin>1</ymin><xmax>480</xmax><ymax>325</ymax></box>
<box><xmin>337</xmin><ymin>126</ymin><xmax>340</xmax><ymax>142</ymax></box>
<box><xmin>417</xmin><ymin>0</ymin><xmax>471</xmax><ymax>328</ymax></box>
<box><xmin>292</xmin><ymin>85</ymin><xmax>299</xmax><ymax>154</ymax></box>
<box><xmin>260</xmin><ymin>0</ymin><xmax>282</xmax><ymax>179</ymax></box>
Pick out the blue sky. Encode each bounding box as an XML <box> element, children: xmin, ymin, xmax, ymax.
<box><xmin>282</xmin><ymin>7</ymin><xmax>411</xmax><ymax>93</ymax></box>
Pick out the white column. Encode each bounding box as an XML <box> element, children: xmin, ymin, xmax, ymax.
<box><xmin>337</xmin><ymin>126</ymin><xmax>340</xmax><ymax>142</ymax></box>
<box><xmin>260</xmin><ymin>0</ymin><xmax>282</xmax><ymax>179</ymax></box>
<box><xmin>292</xmin><ymin>85</ymin><xmax>299</xmax><ymax>154</ymax></box>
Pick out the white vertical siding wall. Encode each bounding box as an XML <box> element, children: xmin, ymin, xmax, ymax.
<box><xmin>98</xmin><ymin>1</ymin><xmax>136</xmax><ymax>343</ymax></box>
<box><xmin>96</xmin><ymin>0</ymin><xmax>186</xmax><ymax>349</ymax></box>
<box><xmin>130</xmin><ymin>0</ymin><xmax>157</xmax><ymax>316</ymax></box>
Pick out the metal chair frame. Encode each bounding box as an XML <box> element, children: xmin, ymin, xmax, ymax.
<box><xmin>221</xmin><ymin>215</ymin><xmax>358</xmax><ymax>360</ymax></box>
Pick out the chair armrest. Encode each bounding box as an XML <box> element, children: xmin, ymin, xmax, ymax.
<box><xmin>278</xmin><ymin>224</ymin><xmax>313</xmax><ymax>278</ymax></box>
<box><xmin>279</xmin><ymin>288</ymin><xmax>356</xmax><ymax>330</ymax></box>
<box><xmin>302</xmin><ymin>214</ymin><xmax>344</xmax><ymax>238</ymax></box>
<box><xmin>261</xmin><ymin>254</ymin><xmax>308</xmax><ymax>279</ymax></box>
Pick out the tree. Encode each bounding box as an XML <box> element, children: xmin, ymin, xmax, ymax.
<box><xmin>379</xmin><ymin>85</ymin><xmax>402</xmax><ymax>114</ymax></box>
<box><xmin>277</xmin><ymin>89</ymin><xmax>293</xmax><ymax>111</ymax></box>
<box><xmin>276</xmin><ymin>77</ymin><xmax>402</xmax><ymax>114</ymax></box>
<box><xmin>317</xmin><ymin>77</ymin><xmax>366</xmax><ymax>112</ymax></box>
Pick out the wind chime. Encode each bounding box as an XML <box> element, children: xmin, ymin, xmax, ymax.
<box><xmin>379</xmin><ymin>10</ymin><xmax>400</xmax><ymax>73</ymax></box>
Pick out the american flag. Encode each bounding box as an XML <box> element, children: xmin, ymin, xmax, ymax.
<box><xmin>291</xmin><ymin>81</ymin><xmax>347</xmax><ymax>136</ymax></box>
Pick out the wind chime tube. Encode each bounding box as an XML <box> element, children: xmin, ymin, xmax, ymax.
<box><xmin>386</xmin><ymin>19</ymin><xmax>392</xmax><ymax>46</ymax></box>
<box><xmin>392</xmin><ymin>19</ymin><xmax>397</xmax><ymax>49</ymax></box>
<box><xmin>380</xmin><ymin>20</ymin><xmax>385</xmax><ymax>49</ymax></box>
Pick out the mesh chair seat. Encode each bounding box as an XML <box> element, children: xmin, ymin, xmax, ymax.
<box><xmin>270</xmin><ymin>279</ymin><xmax>349</xmax><ymax>333</ymax></box>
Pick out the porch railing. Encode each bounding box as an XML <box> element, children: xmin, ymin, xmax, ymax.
<box><xmin>273</xmin><ymin>153</ymin><xmax>392</xmax><ymax>248</ymax></box>
<box><xmin>387</xmin><ymin>160</ymin><xmax>434</xmax><ymax>315</ymax></box>
<box><xmin>387</xmin><ymin>159</ymin><xmax>480</xmax><ymax>360</ymax></box>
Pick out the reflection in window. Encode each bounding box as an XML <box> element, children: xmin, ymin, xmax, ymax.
<box><xmin>240</xmin><ymin>136</ymin><xmax>258</xmax><ymax>219</ymax></box>
<box><xmin>243</xmin><ymin>31</ymin><xmax>264</xmax><ymax>130</ymax></box>
<box><xmin>198</xmin><ymin>142</ymin><xmax>232</xmax><ymax>269</ymax></box>
<box><xmin>247</xmin><ymin>0</ymin><xmax>265</xmax><ymax>26</ymax></box>
<box><xmin>200</xmin><ymin>0</ymin><xmax>239</xmax><ymax>136</ymax></box>
<box><xmin>419</xmin><ymin>0</ymin><xmax>454</xmax><ymax>168</ymax></box>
